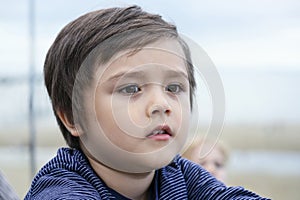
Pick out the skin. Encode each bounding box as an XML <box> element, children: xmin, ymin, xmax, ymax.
<box><xmin>59</xmin><ymin>38</ymin><xmax>191</xmax><ymax>199</ymax></box>
<box><xmin>189</xmin><ymin>144</ymin><xmax>227</xmax><ymax>182</ymax></box>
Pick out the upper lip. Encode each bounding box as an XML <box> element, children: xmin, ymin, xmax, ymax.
<box><xmin>146</xmin><ymin>125</ymin><xmax>173</xmax><ymax>137</ymax></box>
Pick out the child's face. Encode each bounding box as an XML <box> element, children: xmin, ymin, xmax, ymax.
<box><xmin>80</xmin><ymin>39</ymin><xmax>191</xmax><ymax>172</ymax></box>
<box><xmin>192</xmin><ymin>145</ymin><xmax>227</xmax><ymax>182</ymax></box>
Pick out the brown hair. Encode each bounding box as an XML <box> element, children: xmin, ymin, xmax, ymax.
<box><xmin>44</xmin><ymin>5</ymin><xmax>196</xmax><ymax>149</ymax></box>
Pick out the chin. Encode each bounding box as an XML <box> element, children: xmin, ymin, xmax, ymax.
<box><xmin>138</xmin><ymin>146</ymin><xmax>180</xmax><ymax>170</ymax></box>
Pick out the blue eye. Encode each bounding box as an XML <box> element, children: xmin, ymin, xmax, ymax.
<box><xmin>119</xmin><ymin>84</ymin><xmax>141</xmax><ymax>95</ymax></box>
<box><xmin>166</xmin><ymin>84</ymin><xmax>182</xmax><ymax>94</ymax></box>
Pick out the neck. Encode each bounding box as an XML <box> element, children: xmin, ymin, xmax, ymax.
<box><xmin>86</xmin><ymin>154</ymin><xmax>155</xmax><ymax>200</ymax></box>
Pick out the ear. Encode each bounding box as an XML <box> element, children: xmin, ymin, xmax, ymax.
<box><xmin>56</xmin><ymin>109</ymin><xmax>80</xmax><ymax>137</ymax></box>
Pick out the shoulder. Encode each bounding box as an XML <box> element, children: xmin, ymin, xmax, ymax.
<box><xmin>171</xmin><ymin>155</ymin><xmax>217</xmax><ymax>182</ymax></box>
<box><xmin>158</xmin><ymin>155</ymin><xmax>221</xmax><ymax>199</ymax></box>
<box><xmin>161</xmin><ymin>155</ymin><xmax>270</xmax><ymax>200</ymax></box>
<box><xmin>25</xmin><ymin>148</ymin><xmax>102</xmax><ymax>200</ymax></box>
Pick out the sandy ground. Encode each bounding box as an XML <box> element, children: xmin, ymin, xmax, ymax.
<box><xmin>1</xmin><ymin>124</ymin><xmax>299</xmax><ymax>199</ymax></box>
<box><xmin>227</xmin><ymin>173</ymin><xmax>300</xmax><ymax>200</ymax></box>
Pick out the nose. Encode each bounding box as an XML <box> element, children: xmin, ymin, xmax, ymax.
<box><xmin>205</xmin><ymin>162</ymin><xmax>216</xmax><ymax>176</ymax></box>
<box><xmin>206</xmin><ymin>164</ymin><xmax>215</xmax><ymax>175</ymax></box>
<box><xmin>148</xmin><ymin>104</ymin><xmax>171</xmax><ymax>117</ymax></box>
<box><xmin>146</xmin><ymin>87</ymin><xmax>171</xmax><ymax>117</ymax></box>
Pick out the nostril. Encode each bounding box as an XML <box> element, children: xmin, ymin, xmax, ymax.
<box><xmin>164</xmin><ymin>109</ymin><xmax>171</xmax><ymax>115</ymax></box>
<box><xmin>151</xmin><ymin>109</ymin><xmax>160</xmax><ymax>115</ymax></box>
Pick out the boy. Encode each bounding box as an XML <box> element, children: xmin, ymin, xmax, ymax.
<box><xmin>25</xmin><ymin>5</ymin><xmax>269</xmax><ymax>199</ymax></box>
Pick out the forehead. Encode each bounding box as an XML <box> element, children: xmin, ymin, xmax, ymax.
<box><xmin>96</xmin><ymin>39</ymin><xmax>187</xmax><ymax>82</ymax></box>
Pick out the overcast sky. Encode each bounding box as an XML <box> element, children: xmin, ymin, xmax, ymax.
<box><xmin>1</xmin><ymin>0</ymin><xmax>299</xmax><ymax>75</ymax></box>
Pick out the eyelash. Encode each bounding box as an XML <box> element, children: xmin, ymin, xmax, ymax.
<box><xmin>118</xmin><ymin>83</ymin><xmax>185</xmax><ymax>95</ymax></box>
<box><xmin>165</xmin><ymin>83</ymin><xmax>184</xmax><ymax>94</ymax></box>
<box><xmin>118</xmin><ymin>84</ymin><xmax>141</xmax><ymax>95</ymax></box>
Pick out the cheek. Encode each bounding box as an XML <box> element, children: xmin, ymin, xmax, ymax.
<box><xmin>94</xmin><ymin>96</ymin><xmax>136</xmax><ymax>149</ymax></box>
<box><xmin>94</xmin><ymin>94</ymin><xmax>120</xmax><ymax>134</ymax></box>
<box><xmin>175</xmin><ymin>96</ymin><xmax>191</xmax><ymax>128</ymax></box>
<box><xmin>94</xmin><ymin>102</ymin><xmax>112</xmax><ymax>134</ymax></box>
<box><xmin>127</xmin><ymin>101</ymin><xmax>149</xmax><ymax>127</ymax></box>
<box><xmin>107</xmin><ymin>96</ymin><xmax>147</xmax><ymax>139</ymax></box>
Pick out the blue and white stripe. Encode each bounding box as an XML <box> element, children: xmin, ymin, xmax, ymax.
<box><xmin>24</xmin><ymin>148</ymin><xmax>270</xmax><ymax>200</ymax></box>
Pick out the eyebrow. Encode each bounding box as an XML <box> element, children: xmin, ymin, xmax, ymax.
<box><xmin>165</xmin><ymin>70</ymin><xmax>188</xmax><ymax>80</ymax></box>
<box><xmin>104</xmin><ymin>68</ymin><xmax>188</xmax><ymax>83</ymax></box>
<box><xmin>105</xmin><ymin>71</ymin><xmax>146</xmax><ymax>82</ymax></box>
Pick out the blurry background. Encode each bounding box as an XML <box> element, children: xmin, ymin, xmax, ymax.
<box><xmin>0</xmin><ymin>0</ymin><xmax>299</xmax><ymax>199</ymax></box>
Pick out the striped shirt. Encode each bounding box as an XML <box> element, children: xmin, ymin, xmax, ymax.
<box><xmin>24</xmin><ymin>148</ymin><xmax>270</xmax><ymax>200</ymax></box>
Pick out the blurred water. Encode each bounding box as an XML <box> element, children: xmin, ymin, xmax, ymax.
<box><xmin>229</xmin><ymin>150</ymin><xmax>300</xmax><ymax>176</ymax></box>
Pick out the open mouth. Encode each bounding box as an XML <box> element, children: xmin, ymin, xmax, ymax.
<box><xmin>146</xmin><ymin>125</ymin><xmax>172</xmax><ymax>138</ymax></box>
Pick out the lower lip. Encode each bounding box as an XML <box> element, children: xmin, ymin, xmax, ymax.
<box><xmin>147</xmin><ymin>134</ymin><xmax>171</xmax><ymax>141</ymax></box>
